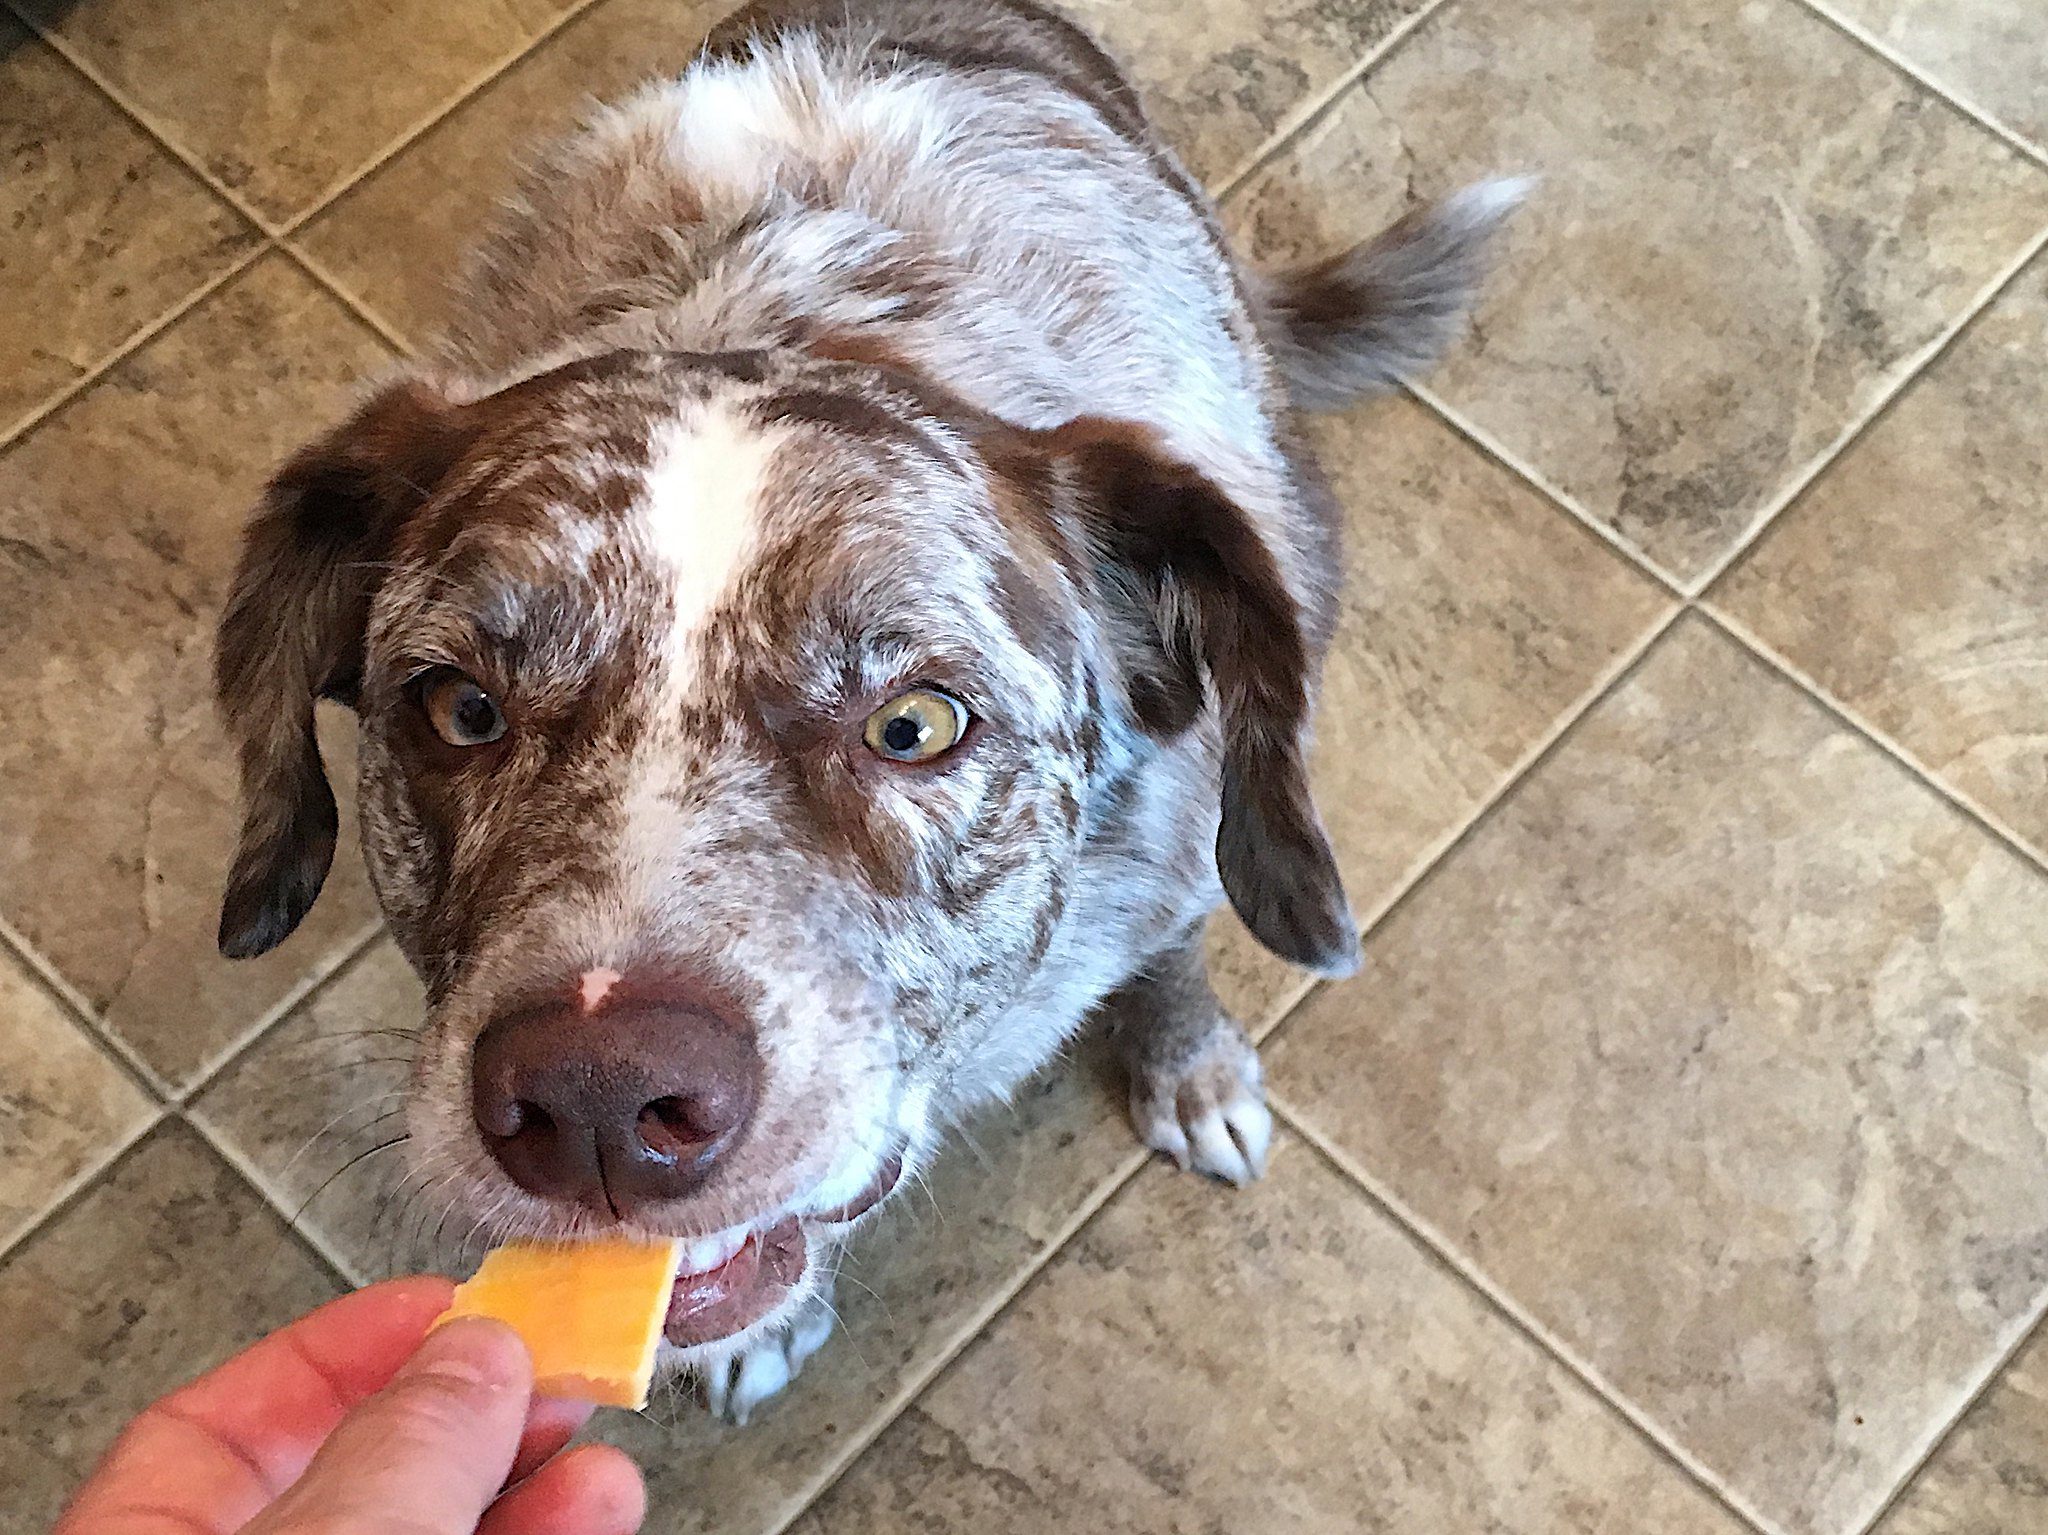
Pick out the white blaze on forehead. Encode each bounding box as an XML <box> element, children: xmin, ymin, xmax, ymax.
<box><xmin>638</xmin><ymin>401</ymin><xmax>785</xmax><ymax>677</ymax></box>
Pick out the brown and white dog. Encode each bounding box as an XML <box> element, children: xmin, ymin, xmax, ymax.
<box><xmin>214</xmin><ymin>0</ymin><xmax>1517</xmax><ymax>1421</ymax></box>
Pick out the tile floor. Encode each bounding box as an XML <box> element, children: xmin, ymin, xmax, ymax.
<box><xmin>2</xmin><ymin>1</ymin><xmax>2044</xmax><ymax>1532</ymax></box>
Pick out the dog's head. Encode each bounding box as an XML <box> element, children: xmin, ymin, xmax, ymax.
<box><xmin>214</xmin><ymin>347</ymin><xmax>1353</xmax><ymax>1357</ymax></box>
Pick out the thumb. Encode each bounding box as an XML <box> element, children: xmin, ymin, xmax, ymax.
<box><xmin>246</xmin><ymin>1317</ymin><xmax>532</xmax><ymax>1535</ymax></box>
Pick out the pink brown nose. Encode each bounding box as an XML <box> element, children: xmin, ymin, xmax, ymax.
<box><xmin>470</xmin><ymin>980</ymin><xmax>759</xmax><ymax>1218</ymax></box>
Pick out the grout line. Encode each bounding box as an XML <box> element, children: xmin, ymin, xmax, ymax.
<box><xmin>763</xmin><ymin>1147</ymin><xmax>1152</xmax><ymax>1534</ymax></box>
<box><xmin>1849</xmin><ymin>1296</ymin><xmax>2048</xmax><ymax>1535</ymax></box>
<box><xmin>278</xmin><ymin>242</ymin><xmax>418</xmax><ymax>357</ymax></box>
<box><xmin>1792</xmin><ymin>0</ymin><xmax>2048</xmax><ymax>173</ymax></box>
<box><xmin>183</xmin><ymin>1107</ymin><xmax>367</xmax><ymax>1286</ymax></box>
<box><xmin>1405</xmin><ymin>380</ymin><xmax>1687</xmax><ymax>599</ymax></box>
<box><xmin>1688</xmin><ymin>219</ymin><xmax>2048</xmax><ymax>599</ymax></box>
<box><xmin>0</xmin><ymin>911</ymin><xmax>171</xmax><ymax>1100</ymax></box>
<box><xmin>16</xmin><ymin>13</ymin><xmax>282</xmax><ymax>235</ymax></box>
<box><xmin>0</xmin><ymin>243</ymin><xmax>269</xmax><ymax>453</ymax></box>
<box><xmin>0</xmin><ymin>1109</ymin><xmax>166</xmax><ymax>1271</ymax></box>
<box><xmin>1209</xmin><ymin>0</ymin><xmax>1458</xmax><ymax>204</ymax></box>
<box><xmin>174</xmin><ymin>919</ymin><xmax>388</xmax><ymax>1108</ymax></box>
<box><xmin>1273</xmin><ymin>1097</ymin><xmax>1787</xmax><ymax>1535</ymax></box>
<box><xmin>1702</xmin><ymin>606</ymin><xmax>2048</xmax><ymax>878</ymax></box>
<box><xmin>273</xmin><ymin>0</ymin><xmax>616</xmax><ymax>238</ymax></box>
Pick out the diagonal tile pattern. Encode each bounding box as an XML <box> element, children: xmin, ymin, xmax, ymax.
<box><xmin>0</xmin><ymin>16</ymin><xmax>257</xmax><ymax>439</ymax></box>
<box><xmin>3</xmin><ymin>0</ymin><xmax>2046</xmax><ymax>1532</ymax></box>
<box><xmin>13</xmin><ymin>0</ymin><xmax>585</xmax><ymax>225</ymax></box>
<box><xmin>1226</xmin><ymin>0</ymin><xmax>2048</xmax><ymax>585</ymax></box>
<box><xmin>0</xmin><ymin>256</ymin><xmax>389</xmax><ymax>1090</ymax></box>
<box><xmin>0</xmin><ymin>946</ymin><xmax>154</xmax><ymax>1254</ymax></box>
<box><xmin>791</xmin><ymin>1135</ymin><xmax>1752</xmax><ymax>1535</ymax></box>
<box><xmin>0</xmin><ymin>1123</ymin><xmax>343</xmax><ymax>1530</ymax></box>
<box><xmin>1266</xmin><ymin>616</ymin><xmax>2048</xmax><ymax>1534</ymax></box>
<box><xmin>1818</xmin><ymin>0</ymin><xmax>2048</xmax><ymax>156</ymax></box>
<box><xmin>1715</xmin><ymin>253</ymin><xmax>2048</xmax><ymax>860</ymax></box>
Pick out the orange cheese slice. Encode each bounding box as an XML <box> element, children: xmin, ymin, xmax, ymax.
<box><xmin>436</xmin><ymin>1236</ymin><xmax>684</xmax><ymax>1409</ymax></box>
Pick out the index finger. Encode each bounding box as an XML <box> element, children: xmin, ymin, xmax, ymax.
<box><xmin>57</xmin><ymin>1276</ymin><xmax>455</xmax><ymax>1535</ymax></box>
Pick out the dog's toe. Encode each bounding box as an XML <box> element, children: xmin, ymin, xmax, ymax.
<box><xmin>1128</xmin><ymin>1025</ymin><xmax>1271</xmax><ymax>1187</ymax></box>
<box><xmin>701</xmin><ymin>1290</ymin><xmax>837</xmax><ymax>1426</ymax></box>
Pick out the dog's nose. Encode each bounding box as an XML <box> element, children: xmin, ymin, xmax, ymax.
<box><xmin>470</xmin><ymin>980</ymin><xmax>759</xmax><ymax>1218</ymax></box>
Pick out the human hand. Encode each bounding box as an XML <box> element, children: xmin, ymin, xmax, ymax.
<box><xmin>56</xmin><ymin>1276</ymin><xmax>645</xmax><ymax>1535</ymax></box>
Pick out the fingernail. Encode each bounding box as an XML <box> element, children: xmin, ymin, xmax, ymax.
<box><xmin>406</xmin><ymin>1315</ymin><xmax>529</xmax><ymax>1392</ymax></box>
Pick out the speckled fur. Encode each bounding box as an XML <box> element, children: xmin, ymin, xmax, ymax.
<box><xmin>213</xmin><ymin>0</ymin><xmax>1512</xmax><ymax>1414</ymax></box>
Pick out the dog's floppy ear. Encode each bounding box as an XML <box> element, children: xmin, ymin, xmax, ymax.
<box><xmin>214</xmin><ymin>378</ymin><xmax>475</xmax><ymax>960</ymax></box>
<box><xmin>1047</xmin><ymin>423</ymin><xmax>1359</xmax><ymax>976</ymax></box>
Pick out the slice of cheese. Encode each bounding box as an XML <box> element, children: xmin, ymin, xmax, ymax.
<box><xmin>436</xmin><ymin>1237</ymin><xmax>683</xmax><ymax>1409</ymax></box>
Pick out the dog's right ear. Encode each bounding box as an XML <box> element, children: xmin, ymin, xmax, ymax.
<box><xmin>214</xmin><ymin>378</ymin><xmax>475</xmax><ymax>960</ymax></box>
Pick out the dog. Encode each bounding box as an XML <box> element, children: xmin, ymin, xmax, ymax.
<box><xmin>213</xmin><ymin>0</ymin><xmax>1516</xmax><ymax>1422</ymax></box>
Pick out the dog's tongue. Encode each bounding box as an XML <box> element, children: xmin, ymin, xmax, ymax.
<box><xmin>664</xmin><ymin>1218</ymin><xmax>805</xmax><ymax>1347</ymax></box>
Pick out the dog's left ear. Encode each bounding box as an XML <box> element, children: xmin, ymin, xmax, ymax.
<box><xmin>1045</xmin><ymin>423</ymin><xmax>1360</xmax><ymax>977</ymax></box>
<box><xmin>214</xmin><ymin>377</ymin><xmax>477</xmax><ymax>960</ymax></box>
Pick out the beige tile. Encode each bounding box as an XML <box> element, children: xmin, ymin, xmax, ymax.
<box><xmin>1267</xmin><ymin>616</ymin><xmax>2048</xmax><ymax>1535</ymax></box>
<box><xmin>16</xmin><ymin>0</ymin><xmax>581</xmax><ymax>225</ymax></box>
<box><xmin>0</xmin><ymin>1122</ymin><xmax>342</xmax><ymax>1530</ymax></box>
<box><xmin>1827</xmin><ymin>0</ymin><xmax>2048</xmax><ymax>153</ymax></box>
<box><xmin>297</xmin><ymin>0</ymin><xmax>733</xmax><ymax>347</ymax></box>
<box><xmin>1064</xmin><ymin>0</ymin><xmax>1436</xmax><ymax>185</ymax></box>
<box><xmin>301</xmin><ymin>0</ymin><xmax>1428</xmax><ymax>348</ymax></box>
<box><xmin>1875</xmin><ymin>1326</ymin><xmax>2048</xmax><ymax>1535</ymax></box>
<box><xmin>0</xmin><ymin>256</ymin><xmax>391</xmax><ymax>1089</ymax></box>
<box><xmin>1716</xmin><ymin>256</ymin><xmax>2048</xmax><ymax>858</ymax></box>
<box><xmin>1212</xmin><ymin>397</ymin><xmax>1670</xmax><ymax>1026</ymax></box>
<box><xmin>0</xmin><ymin>20</ymin><xmax>257</xmax><ymax>438</ymax></box>
<box><xmin>197</xmin><ymin>938</ymin><xmax>1144</xmax><ymax>1535</ymax></box>
<box><xmin>1226</xmin><ymin>0</ymin><xmax>2048</xmax><ymax>584</ymax></box>
<box><xmin>793</xmin><ymin>1133</ymin><xmax>1747</xmax><ymax>1535</ymax></box>
<box><xmin>0</xmin><ymin>948</ymin><xmax>155</xmax><ymax>1255</ymax></box>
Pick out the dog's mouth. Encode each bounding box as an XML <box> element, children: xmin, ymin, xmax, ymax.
<box><xmin>663</xmin><ymin>1152</ymin><xmax>903</xmax><ymax>1347</ymax></box>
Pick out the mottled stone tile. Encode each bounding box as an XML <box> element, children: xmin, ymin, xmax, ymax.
<box><xmin>0</xmin><ymin>948</ymin><xmax>155</xmax><ymax>1255</ymax></box>
<box><xmin>1716</xmin><ymin>256</ymin><xmax>2048</xmax><ymax>858</ymax></box>
<box><xmin>793</xmin><ymin>1134</ymin><xmax>1747</xmax><ymax>1535</ymax></box>
<box><xmin>15</xmin><ymin>0</ymin><xmax>580</xmax><ymax>225</ymax></box>
<box><xmin>296</xmin><ymin>0</ymin><xmax>733</xmax><ymax>347</ymax></box>
<box><xmin>1827</xmin><ymin>0</ymin><xmax>2048</xmax><ymax>153</ymax></box>
<box><xmin>1267</xmin><ymin>616</ymin><xmax>2048</xmax><ymax>1535</ymax></box>
<box><xmin>197</xmin><ymin>938</ymin><xmax>1144</xmax><ymax>1535</ymax></box>
<box><xmin>1211</xmin><ymin>397</ymin><xmax>1670</xmax><ymax>1024</ymax></box>
<box><xmin>1064</xmin><ymin>0</ymin><xmax>1435</xmax><ymax>185</ymax></box>
<box><xmin>0</xmin><ymin>20</ymin><xmax>257</xmax><ymax>438</ymax></box>
<box><xmin>0</xmin><ymin>256</ymin><xmax>391</xmax><ymax>1089</ymax></box>
<box><xmin>0</xmin><ymin>1122</ymin><xmax>342</xmax><ymax>1530</ymax></box>
<box><xmin>1226</xmin><ymin>0</ymin><xmax>2048</xmax><ymax>583</ymax></box>
<box><xmin>1876</xmin><ymin>1326</ymin><xmax>2048</xmax><ymax>1535</ymax></box>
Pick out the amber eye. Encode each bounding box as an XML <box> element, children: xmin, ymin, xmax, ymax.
<box><xmin>419</xmin><ymin>670</ymin><xmax>507</xmax><ymax>747</ymax></box>
<box><xmin>862</xmin><ymin>688</ymin><xmax>970</xmax><ymax>763</ymax></box>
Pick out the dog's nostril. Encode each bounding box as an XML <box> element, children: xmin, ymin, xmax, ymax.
<box><xmin>508</xmin><ymin>1100</ymin><xmax>551</xmax><ymax>1138</ymax></box>
<box><xmin>636</xmin><ymin>1097</ymin><xmax>707</xmax><ymax>1161</ymax></box>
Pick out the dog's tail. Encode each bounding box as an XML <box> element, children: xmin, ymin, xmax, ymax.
<box><xmin>1252</xmin><ymin>176</ymin><xmax>1531</xmax><ymax>411</ymax></box>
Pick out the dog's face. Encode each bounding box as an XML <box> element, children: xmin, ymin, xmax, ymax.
<box><xmin>214</xmin><ymin>347</ymin><xmax>1352</xmax><ymax>1359</ymax></box>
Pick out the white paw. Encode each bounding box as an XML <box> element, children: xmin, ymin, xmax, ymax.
<box><xmin>1127</xmin><ymin>1026</ymin><xmax>1273</xmax><ymax>1187</ymax></box>
<box><xmin>700</xmin><ymin>1294</ymin><xmax>837</xmax><ymax>1426</ymax></box>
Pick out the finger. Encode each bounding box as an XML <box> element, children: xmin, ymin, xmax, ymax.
<box><xmin>245</xmin><ymin>1316</ymin><xmax>531</xmax><ymax>1535</ymax></box>
<box><xmin>506</xmin><ymin>1396</ymin><xmax>594</xmax><ymax>1486</ymax></box>
<box><xmin>480</xmin><ymin>1445</ymin><xmax>645</xmax><ymax>1535</ymax></box>
<box><xmin>56</xmin><ymin>1277</ymin><xmax>456</xmax><ymax>1535</ymax></box>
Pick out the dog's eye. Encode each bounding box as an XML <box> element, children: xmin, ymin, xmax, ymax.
<box><xmin>862</xmin><ymin>688</ymin><xmax>969</xmax><ymax>763</ymax></box>
<box><xmin>420</xmin><ymin>670</ymin><xmax>507</xmax><ymax>747</ymax></box>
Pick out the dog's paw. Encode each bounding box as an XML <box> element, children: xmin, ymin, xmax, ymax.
<box><xmin>700</xmin><ymin>1291</ymin><xmax>837</xmax><ymax>1426</ymax></box>
<box><xmin>1127</xmin><ymin>1022</ymin><xmax>1272</xmax><ymax>1186</ymax></box>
